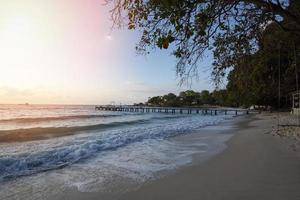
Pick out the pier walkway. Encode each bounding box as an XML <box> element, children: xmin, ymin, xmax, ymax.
<box><xmin>95</xmin><ymin>106</ymin><xmax>252</xmax><ymax>116</ymax></box>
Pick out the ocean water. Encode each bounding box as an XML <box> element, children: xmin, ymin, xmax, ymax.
<box><xmin>0</xmin><ymin>104</ymin><xmax>238</xmax><ymax>199</ymax></box>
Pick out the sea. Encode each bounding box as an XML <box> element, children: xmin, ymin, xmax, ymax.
<box><xmin>0</xmin><ymin>104</ymin><xmax>239</xmax><ymax>199</ymax></box>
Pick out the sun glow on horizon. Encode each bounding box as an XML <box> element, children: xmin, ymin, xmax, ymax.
<box><xmin>0</xmin><ymin>0</ymin><xmax>211</xmax><ymax>105</ymax></box>
<box><xmin>0</xmin><ymin>0</ymin><xmax>125</xmax><ymax>104</ymax></box>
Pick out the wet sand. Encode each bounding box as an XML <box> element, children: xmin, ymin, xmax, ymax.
<box><xmin>120</xmin><ymin>114</ymin><xmax>300</xmax><ymax>200</ymax></box>
<box><xmin>53</xmin><ymin>113</ymin><xmax>300</xmax><ymax>200</ymax></box>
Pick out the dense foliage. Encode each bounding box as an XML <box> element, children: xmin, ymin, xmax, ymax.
<box><xmin>226</xmin><ymin>20</ymin><xmax>300</xmax><ymax>108</ymax></box>
<box><xmin>108</xmin><ymin>0</ymin><xmax>300</xmax><ymax>108</ymax></box>
<box><xmin>107</xmin><ymin>0</ymin><xmax>300</xmax><ymax>84</ymax></box>
<box><xmin>145</xmin><ymin>90</ymin><xmax>230</xmax><ymax>107</ymax></box>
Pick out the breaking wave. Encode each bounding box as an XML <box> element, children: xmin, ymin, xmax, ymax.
<box><xmin>0</xmin><ymin>114</ymin><xmax>124</xmax><ymax>124</ymax></box>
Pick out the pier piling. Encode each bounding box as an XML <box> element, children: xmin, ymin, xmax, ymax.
<box><xmin>95</xmin><ymin>106</ymin><xmax>251</xmax><ymax>116</ymax></box>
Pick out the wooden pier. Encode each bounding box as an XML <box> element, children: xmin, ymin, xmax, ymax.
<box><xmin>95</xmin><ymin>105</ymin><xmax>251</xmax><ymax>116</ymax></box>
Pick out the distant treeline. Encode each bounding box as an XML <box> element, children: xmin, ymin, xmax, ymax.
<box><xmin>135</xmin><ymin>90</ymin><xmax>236</xmax><ymax>108</ymax></box>
<box><xmin>137</xmin><ymin>16</ymin><xmax>300</xmax><ymax>109</ymax></box>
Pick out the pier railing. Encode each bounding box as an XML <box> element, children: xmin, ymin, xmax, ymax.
<box><xmin>95</xmin><ymin>105</ymin><xmax>252</xmax><ymax>115</ymax></box>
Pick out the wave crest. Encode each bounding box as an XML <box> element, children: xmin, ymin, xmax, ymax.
<box><xmin>0</xmin><ymin>114</ymin><xmax>123</xmax><ymax>124</ymax></box>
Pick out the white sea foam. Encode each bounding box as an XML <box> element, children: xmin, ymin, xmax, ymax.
<box><xmin>0</xmin><ymin>105</ymin><xmax>239</xmax><ymax>199</ymax></box>
<box><xmin>0</xmin><ymin>113</ymin><xmax>233</xmax><ymax>180</ymax></box>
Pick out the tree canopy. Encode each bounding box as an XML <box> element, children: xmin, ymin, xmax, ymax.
<box><xmin>226</xmin><ymin>21</ymin><xmax>300</xmax><ymax>108</ymax></box>
<box><xmin>107</xmin><ymin>0</ymin><xmax>300</xmax><ymax>84</ymax></box>
<box><xmin>146</xmin><ymin>90</ymin><xmax>217</xmax><ymax>107</ymax></box>
<box><xmin>144</xmin><ymin>21</ymin><xmax>300</xmax><ymax>109</ymax></box>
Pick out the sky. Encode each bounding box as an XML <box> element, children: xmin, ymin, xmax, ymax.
<box><xmin>0</xmin><ymin>0</ymin><xmax>215</xmax><ymax>105</ymax></box>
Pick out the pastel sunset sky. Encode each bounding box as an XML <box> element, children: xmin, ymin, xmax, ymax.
<box><xmin>0</xmin><ymin>0</ymin><xmax>214</xmax><ymax>105</ymax></box>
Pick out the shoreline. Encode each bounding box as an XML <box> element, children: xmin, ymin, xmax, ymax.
<box><xmin>0</xmin><ymin>113</ymin><xmax>243</xmax><ymax>200</ymax></box>
<box><xmin>53</xmin><ymin>113</ymin><xmax>300</xmax><ymax>200</ymax></box>
<box><xmin>49</xmin><ymin>114</ymin><xmax>245</xmax><ymax>200</ymax></box>
<box><xmin>120</xmin><ymin>113</ymin><xmax>300</xmax><ymax>200</ymax></box>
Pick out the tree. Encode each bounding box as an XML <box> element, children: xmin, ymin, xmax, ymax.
<box><xmin>147</xmin><ymin>96</ymin><xmax>162</xmax><ymax>106</ymax></box>
<box><xmin>226</xmin><ymin>20</ymin><xmax>300</xmax><ymax>108</ymax></box>
<box><xmin>211</xmin><ymin>89</ymin><xmax>228</xmax><ymax>106</ymax></box>
<box><xmin>107</xmin><ymin>0</ymin><xmax>300</xmax><ymax>84</ymax></box>
<box><xmin>200</xmin><ymin>90</ymin><xmax>214</xmax><ymax>105</ymax></box>
<box><xmin>162</xmin><ymin>93</ymin><xmax>178</xmax><ymax>106</ymax></box>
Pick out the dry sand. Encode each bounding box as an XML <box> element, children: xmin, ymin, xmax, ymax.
<box><xmin>56</xmin><ymin>113</ymin><xmax>300</xmax><ymax>200</ymax></box>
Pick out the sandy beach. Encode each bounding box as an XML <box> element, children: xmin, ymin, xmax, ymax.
<box><xmin>1</xmin><ymin>1</ymin><xmax>299</xmax><ymax>199</ymax></box>
<box><xmin>120</xmin><ymin>114</ymin><xmax>300</xmax><ymax>200</ymax></box>
<box><xmin>53</xmin><ymin>113</ymin><xmax>300</xmax><ymax>200</ymax></box>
